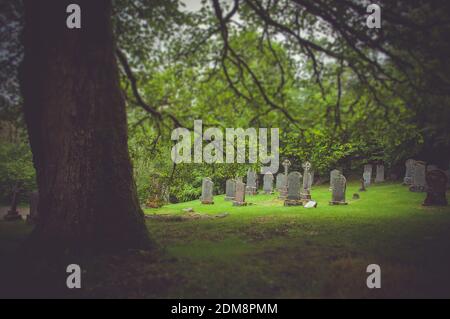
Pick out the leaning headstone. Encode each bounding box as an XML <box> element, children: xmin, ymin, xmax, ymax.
<box><xmin>225</xmin><ymin>179</ymin><xmax>236</xmax><ymax>201</ymax></box>
<box><xmin>363</xmin><ymin>164</ymin><xmax>372</xmax><ymax>187</ymax></box>
<box><xmin>423</xmin><ymin>169</ymin><xmax>448</xmax><ymax>206</ymax></box>
<box><xmin>233</xmin><ymin>181</ymin><xmax>247</xmax><ymax>206</ymax></box>
<box><xmin>27</xmin><ymin>191</ymin><xmax>39</xmax><ymax>223</ymax></box>
<box><xmin>330</xmin><ymin>174</ymin><xmax>348</xmax><ymax>205</ymax></box>
<box><xmin>245</xmin><ymin>169</ymin><xmax>258</xmax><ymax>195</ymax></box>
<box><xmin>279</xmin><ymin>159</ymin><xmax>291</xmax><ymax>199</ymax></box>
<box><xmin>276</xmin><ymin>173</ymin><xmax>286</xmax><ymax>192</ymax></box>
<box><xmin>300</xmin><ymin>161</ymin><xmax>312</xmax><ymax>201</ymax></box>
<box><xmin>403</xmin><ymin>159</ymin><xmax>415</xmax><ymax>185</ymax></box>
<box><xmin>263</xmin><ymin>172</ymin><xmax>274</xmax><ymax>194</ymax></box>
<box><xmin>375</xmin><ymin>164</ymin><xmax>385</xmax><ymax>183</ymax></box>
<box><xmin>409</xmin><ymin>161</ymin><xmax>426</xmax><ymax>192</ymax></box>
<box><xmin>201</xmin><ymin>177</ymin><xmax>214</xmax><ymax>204</ymax></box>
<box><xmin>284</xmin><ymin>171</ymin><xmax>302</xmax><ymax>206</ymax></box>
<box><xmin>329</xmin><ymin>169</ymin><xmax>341</xmax><ymax>191</ymax></box>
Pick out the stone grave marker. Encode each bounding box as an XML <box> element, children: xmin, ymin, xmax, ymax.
<box><xmin>201</xmin><ymin>177</ymin><xmax>214</xmax><ymax>204</ymax></box>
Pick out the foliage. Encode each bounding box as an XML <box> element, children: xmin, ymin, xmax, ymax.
<box><xmin>0</xmin><ymin>141</ymin><xmax>36</xmax><ymax>204</ymax></box>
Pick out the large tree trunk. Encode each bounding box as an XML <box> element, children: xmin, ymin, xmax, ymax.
<box><xmin>20</xmin><ymin>0</ymin><xmax>150</xmax><ymax>253</ymax></box>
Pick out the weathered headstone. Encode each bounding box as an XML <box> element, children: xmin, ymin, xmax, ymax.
<box><xmin>263</xmin><ymin>172</ymin><xmax>274</xmax><ymax>194</ymax></box>
<box><xmin>375</xmin><ymin>164</ymin><xmax>385</xmax><ymax>183</ymax></box>
<box><xmin>403</xmin><ymin>159</ymin><xmax>415</xmax><ymax>185</ymax></box>
<box><xmin>422</xmin><ymin>169</ymin><xmax>448</xmax><ymax>206</ymax></box>
<box><xmin>233</xmin><ymin>181</ymin><xmax>247</xmax><ymax>206</ymax></box>
<box><xmin>245</xmin><ymin>169</ymin><xmax>258</xmax><ymax>195</ymax></box>
<box><xmin>363</xmin><ymin>171</ymin><xmax>371</xmax><ymax>188</ymax></box>
<box><xmin>330</xmin><ymin>174</ymin><xmax>348</xmax><ymax>205</ymax></box>
<box><xmin>329</xmin><ymin>169</ymin><xmax>341</xmax><ymax>191</ymax></box>
<box><xmin>276</xmin><ymin>173</ymin><xmax>286</xmax><ymax>191</ymax></box>
<box><xmin>409</xmin><ymin>161</ymin><xmax>426</xmax><ymax>192</ymax></box>
<box><xmin>27</xmin><ymin>191</ymin><xmax>39</xmax><ymax>223</ymax></box>
<box><xmin>363</xmin><ymin>164</ymin><xmax>372</xmax><ymax>187</ymax></box>
<box><xmin>279</xmin><ymin>159</ymin><xmax>291</xmax><ymax>199</ymax></box>
<box><xmin>300</xmin><ymin>161</ymin><xmax>312</xmax><ymax>201</ymax></box>
<box><xmin>359</xmin><ymin>177</ymin><xmax>366</xmax><ymax>192</ymax></box>
<box><xmin>284</xmin><ymin>171</ymin><xmax>302</xmax><ymax>206</ymax></box>
<box><xmin>201</xmin><ymin>177</ymin><xmax>214</xmax><ymax>204</ymax></box>
<box><xmin>225</xmin><ymin>179</ymin><xmax>236</xmax><ymax>201</ymax></box>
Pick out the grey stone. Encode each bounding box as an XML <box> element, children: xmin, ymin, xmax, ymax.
<box><xmin>279</xmin><ymin>159</ymin><xmax>291</xmax><ymax>199</ymax></box>
<box><xmin>225</xmin><ymin>179</ymin><xmax>236</xmax><ymax>201</ymax></box>
<box><xmin>403</xmin><ymin>159</ymin><xmax>415</xmax><ymax>185</ymax></box>
<box><xmin>245</xmin><ymin>169</ymin><xmax>258</xmax><ymax>195</ymax></box>
<box><xmin>301</xmin><ymin>161</ymin><xmax>312</xmax><ymax>201</ymax></box>
<box><xmin>329</xmin><ymin>169</ymin><xmax>341</xmax><ymax>191</ymax></box>
<box><xmin>375</xmin><ymin>164</ymin><xmax>385</xmax><ymax>183</ymax></box>
<box><xmin>363</xmin><ymin>164</ymin><xmax>372</xmax><ymax>187</ymax></box>
<box><xmin>409</xmin><ymin>161</ymin><xmax>426</xmax><ymax>192</ymax></box>
<box><xmin>284</xmin><ymin>171</ymin><xmax>303</xmax><ymax>206</ymax></box>
<box><xmin>276</xmin><ymin>173</ymin><xmax>286</xmax><ymax>191</ymax></box>
<box><xmin>330</xmin><ymin>173</ymin><xmax>347</xmax><ymax>205</ymax></box>
<box><xmin>201</xmin><ymin>177</ymin><xmax>214</xmax><ymax>204</ymax></box>
<box><xmin>182</xmin><ymin>207</ymin><xmax>194</xmax><ymax>213</ymax></box>
<box><xmin>233</xmin><ymin>181</ymin><xmax>247</xmax><ymax>206</ymax></box>
<box><xmin>263</xmin><ymin>172</ymin><xmax>274</xmax><ymax>194</ymax></box>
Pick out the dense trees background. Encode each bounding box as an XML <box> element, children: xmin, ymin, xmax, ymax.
<box><xmin>1</xmin><ymin>0</ymin><xmax>449</xmax><ymax>208</ymax></box>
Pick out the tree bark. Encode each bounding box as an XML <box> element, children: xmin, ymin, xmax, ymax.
<box><xmin>20</xmin><ymin>0</ymin><xmax>150</xmax><ymax>253</ymax></box>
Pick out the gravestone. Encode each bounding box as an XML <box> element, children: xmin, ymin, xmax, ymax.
<box><xmin>263</xmin><ymin>172</ymin><xmax>274</xmax><ymax>194</ymax></box>
<box><xmin>363</xmin><ymin>164</ymin><xmax>372</xmax><ymax>187</ymax></box>
<box><xmin>245</xmin><ymin>169</ymin><xmax>258</xmax><ymax>195</ymax></box>
<box><xmin>276</xmin><ymin>174</ymin><xmax>286</xmax><ymax>192</ymax></box>
<box><xmin>375</xmin><ymin>164</ymin><xmax>385</xmax><ymax>183</ymax></box>
<box><xmin>300</xmin><ymin>161</ymin><xmax>312</xmax><ymax>201</ymax></box>
<box><xmin>363</xmin><ymin>171</ymin><xmax>371</xmax><ymax>188</ymax></box>
<box><xmin>201</xmin><ymin>177</ymin><xmax>214</xmax><ymax>204</ymax></box>
<box><xmin>225</xmin><ymin>179</ymin><xmax>236</xmax><ymax>201</ymax></box>
<box><xmin>279</xmin><ymin>159</ymin><xmax>291</xmax><ymax>199</ymax></box>
<box><xmin>27</xmin><ymin>191</ymin><xmax>39</xmax><ymax>223</ymax></box>
<box><xmin>329</xmin><ymin>169</ymin><xmax>341</xmax><ymax>191</ymax></box>
<box><xmin>284</xmin><ymin>171</ymin><xmax>302</xmax><ymax>206</ymax></box>
<box><xmin>409</xmin><ymin>161</ymin><xmax>426</xmax><ymax>192</ymax></box>
<box><xmin>330</xmin><ymin>174</ymin><xmax>348</xmax><ymax>205</ymax></box>
<box><xmin>403</xmin><ymin>159</ymin><xmax>415</xmax><ymax>185</ymax></box>
<box><xmin>233</xmin><ymin>181</ymin><xmax>247</xmax><ymax>206</ymax></box>
<box><xmin>359</xmin><ymin>178</ymin><xmax>366</xmax><ymax>192</ymax></box>
<box><xmin>423</xmin><ymin>169</ymin><xmax>448</xmax><ymax>206</ymax></box>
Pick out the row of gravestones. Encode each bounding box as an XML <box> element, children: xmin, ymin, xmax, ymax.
<box><xmin>16</xmin><ymin>160</ymin><xmax>449</xmax><ymax>223</ymax></box>
<box><xmin>202</xmin><ymin>161</ymin><xmax>345</xmax><ymax>208</ymax></box>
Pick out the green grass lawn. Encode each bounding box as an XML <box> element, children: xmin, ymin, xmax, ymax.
<box><xmin>1</xmin><ymin>182</ymin><xmax>450</xmax><ymax>298</ymax></box>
